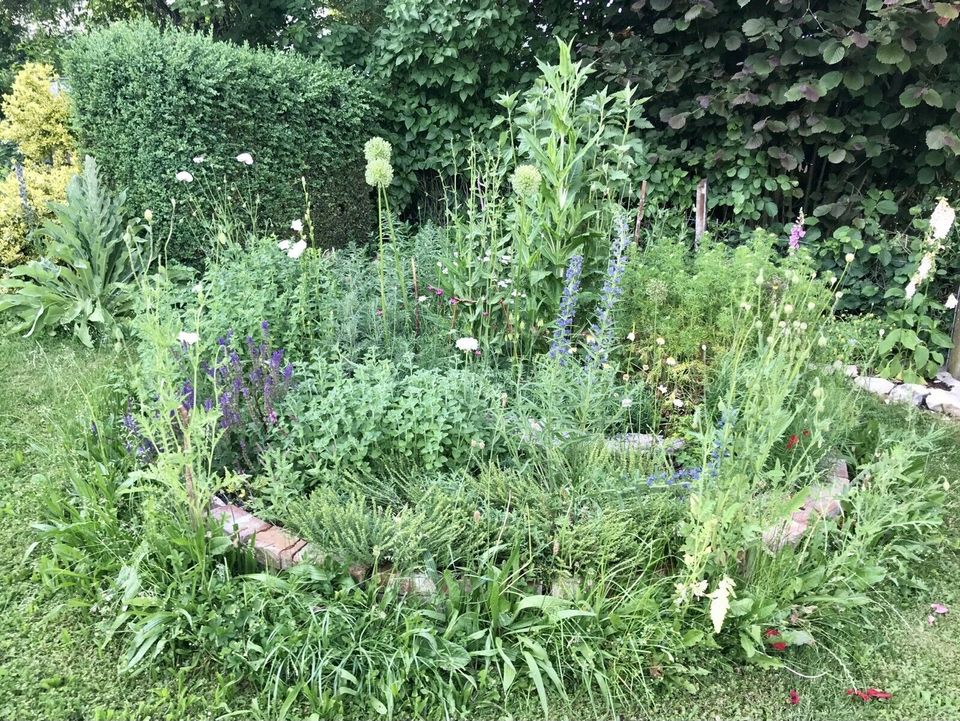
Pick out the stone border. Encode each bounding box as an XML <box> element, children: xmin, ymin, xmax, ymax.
<box><xmin>762</xmin><ymin>459</ymin><xmax>850</xmax><ymax>552</ymax></box>
<box><xmin>843</xmin><ymin>366</ymin><xmax>960</xmax><ymax>418</ymax></box>
<box><xmin>210</xmin><ymin>497</ymin><xmax>312</xmax><ymax>569</ymax></box>
<box><xmin>209</xmin><ymin>497</ymin><xmax>438</xmax><ymax>593</ymax></box>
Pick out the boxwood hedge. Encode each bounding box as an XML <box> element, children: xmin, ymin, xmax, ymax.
<box><xmin>64</xmin><ymin>21</ymin><xmax>377</xmax><ymax>262</ymax></box>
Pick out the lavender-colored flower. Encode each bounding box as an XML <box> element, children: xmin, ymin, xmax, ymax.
<box><xmin>549</xmin><ymin>254</ymin><xmax>584</xmax><ymax>362</ymax></box>
<box><xmin>181</xmin><ymin>380</ymin><xmax>195</xmax><ymax>411</ymax></box>
<box><xmin>587</xmin><ymin>213</ymin><xmax>631</xmax><ymax>367</ymax></box>
<box><xmin>788</xmin><ymin>211</ymin><xmax>806</xmax><ymax>251</ymax></box>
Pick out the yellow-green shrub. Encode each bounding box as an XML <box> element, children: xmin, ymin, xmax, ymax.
<box><xmin>0</xmin><ymin>162</ymin><xmax>77</xmax><ymax>265</ymax></box>
<box><xmin>0</xmin><ymin>63</ymin><xmax>77</xmax><ymax>265</ymax></box>
<box><xmin>0</xmin><ymin>63</ymin><xmax>74</xmax><ymax>164</ymax></box>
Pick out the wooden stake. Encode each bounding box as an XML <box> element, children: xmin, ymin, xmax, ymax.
<box><xmin>411</xmin><ymin>257</ymin><xmax>422</xmax><ymax>337</ymax></box>
<box><xmin>948</xmin><ymin>285</ymin><xmax>960</xmax><ymax>378</ymax></box>
<box><xmin>694</xmin><ymin>179</ymin><xmax>707</xmax><ymax>251</ymax></box>
<box><xmin>634</xmin><ymin>180</ymin><xmax>648</xmax><ymax>246</ymax></box>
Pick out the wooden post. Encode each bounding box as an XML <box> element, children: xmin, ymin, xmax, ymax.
<box><xmin>411</xmin><ymin>257</ymin><xmax>422</xmax><ymax>337</ymax></box>
<box><xmin>948</xmin><ymin>286</ymin><xmax>960</xmax><ymax>378</ymax></box>
<box><xmin>634</xmin><ymin>180</ymin><xmax>648</xmax><ymax>246</ymax></box>
<box><xmin>694</xmin><ymin>179</ymin><xmax>707</xmax><ymax>251</ymax></box>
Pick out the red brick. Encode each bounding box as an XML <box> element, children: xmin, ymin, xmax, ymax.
<box><xmin>253</xmin><ymin>526</ymin><xmax>305</xmax><ymax>569</ymax></box>
<box><xmin>210</xmin><ymin>503</ymin><xmax>272</xmax><ymax>543</ymax></box>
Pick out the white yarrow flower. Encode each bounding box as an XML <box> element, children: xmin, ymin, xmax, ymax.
<box><xmin>672</xmin><ymin>398</ymin><xmax>684</xmax><ymax>408</ymax></box>
<box><xmin>930</xmin><ymin>198</ymin><xmax>956</xmax><ymax>240</ymax></box>
<box><xmin>455</xmin><ymin>336</ymin><xmax>480</xmax><ymax>353</ymax></box>
<box><xmin>287</xmin><ymin>239</ymin><xmax>307</xmax><ymax>259</ymax></box>
<box><xmin>278</xmin><ymin>239</ymin><xmax>291</xmax><ymax>251</ymax></box>
<box><xmin>177</xmin><ymin>331</ymin><xmax>199</xmax><ymax>345</ymax></box>
<box><xmin>626</xmin><ymin>331</ymin><xmax>636</xmax><ymax>342</ymax></box>
<box><xmin>192</xmin><ymin>155</ymin><xmax>205</xmax><ymax>164</ymax></box>
<box><xmin>947</xmin><ymin>293</ymin><xmax>958</xmax><ymax>310</ymax></box>
<box><xmin>291</xmin><ymin>219</ymin><xmax>303</xmax><ymax>233</ymax></box>
<box><xmin>621</xmin><ymin>398</ymin><xmax>633</xmax><ymax>408</ymax></box>
<box><xmin>235</xmin><ymin>152</ymin><xmax>254</xmax><ymax>165</ymax></box>
<box><xmin>175</xmin><ymin>170</ymin><xmax>193</xmax><ymax>182</ymax></box>
<box><xmin>905</xmin><ymin>280</ymin><xmax>917</xmax><ymax>300</ymax></box>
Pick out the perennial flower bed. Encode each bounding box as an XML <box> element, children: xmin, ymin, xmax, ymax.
<box><xmin>0</xmin><ymin>28</ymin><xmax>956</xmax><ymax>721</ymax></box>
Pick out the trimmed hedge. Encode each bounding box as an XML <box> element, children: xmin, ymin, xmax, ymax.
<box><xmin>64</xmin><ymin>21</ymin><xmax>377</xmax><ymax>262</ymax></box>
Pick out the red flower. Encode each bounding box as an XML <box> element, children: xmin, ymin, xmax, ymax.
<box><xmin>770</xmin><ymin>641</ymin><xmax>788</xmax><ymax>651</ymax></box>
<box><xmin>788</xmin><ymin>689</ymin><xmax>800</xmax><ymax>705</ymax></box>
<box><xmin>764</xmin><ymin>628</ymin><xmax>781</xmax><ymax>637</ymax></box>
<box><xmin>787</xmin><ymin>434</ymin><xmax>799</xmax><ymax>450</ymax></box>
<box><xmin>938</xmin><ymin>15</ymin><xmax>951</xmax><ymax>26</ymax></box>
<box><xmin>846</xmin><ymin>688</ymin><xmax>892</xmax><ymax>702</ymax></box>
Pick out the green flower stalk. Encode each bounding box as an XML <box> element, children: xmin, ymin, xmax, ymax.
<box><xmin>364</xmin><ymin>140</ymin><xmax>398</xmax><ymax>332</ymax></box>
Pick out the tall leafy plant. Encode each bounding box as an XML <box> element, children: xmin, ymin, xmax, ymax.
<box><xmin>437</xmin><ymin>40</ymin><xmax>648</xmax><ymax>357</ymax></box>
<box><xmin>0</xmin><ymin>156</ymin><xmax>155</xmax><ymax>346</ymax></box>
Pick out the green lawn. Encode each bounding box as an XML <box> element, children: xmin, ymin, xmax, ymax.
<box><xmin>1</xmin><ymin>337</ymin><xmax>958</xmax><ymax>720</ymax></box>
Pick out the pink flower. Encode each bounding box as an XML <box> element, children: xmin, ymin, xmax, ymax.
<box><xmin>931</xmin><ymin>603</ymin><xmax>949</xmax><ymax>615</ymax></box>
<box><xmin>788</xmin><ymin>211</ymin><xmax>806</xmax><ymax>251</ymax></box>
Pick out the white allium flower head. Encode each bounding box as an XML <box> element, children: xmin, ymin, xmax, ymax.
<box><xmin>845</xmin><ymin>252</ymin><xmax>855</xmax><ymax>263</ymax></box>
<box><xmin>364</xmin><ymin>137</ymin><xmax>392</xmax><ymax>163</ymax></box>
<box><xmin>144</xmin><ymin>209</ymin><xmax>153</xmax><ymax>222</ymax></box>
<box><xmin>175</xmin><ymin>170</ymin><xmax>193</xmax><ymax>182</ymax></box>
<box><xmin>456</xmin><ymin>337</ymin><xmax>480</xmax><ymax>352</ymax></box>
<box><xmin>236</xmin><ymin>152</ymin><xmax>254</xmax><ymax>165</ymax></box>
<box><xmin>930</xmin><ymin>198</ymin><xmax>956</xmax><ymax>240</ymax></box>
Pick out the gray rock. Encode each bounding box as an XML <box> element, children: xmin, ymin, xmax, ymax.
<box><xmin>550</xmin><ymin>574</ymin><xmax>581</xmax><ymax>599</ymax></box>
<box><xmin>935</xmin><ymin>371</ymin><xmax>960</xmax><ymax>391</ymax></box>
<box><xmin>394</xmin><ymin>573</ymin><xmax>437</xmax><ymax>596</ymax></box>
<box><xmin>854</xmin><ymin>376</ymin><xmax>895</xmax><ymax>396</ymax></box>
<box><xmin>888</xmin><ymin>383</ymin><xmax>929</xmax><ymax>406</ymax></box>
<box><xmin>925</xmin><ymin>388</ymin><xmax>960</xmax><ymax>418</ymax></box>
<box><xmin>604</xmin><ymin>433</ymin><xmax>685</xmax><ymax>454</ymax></box>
